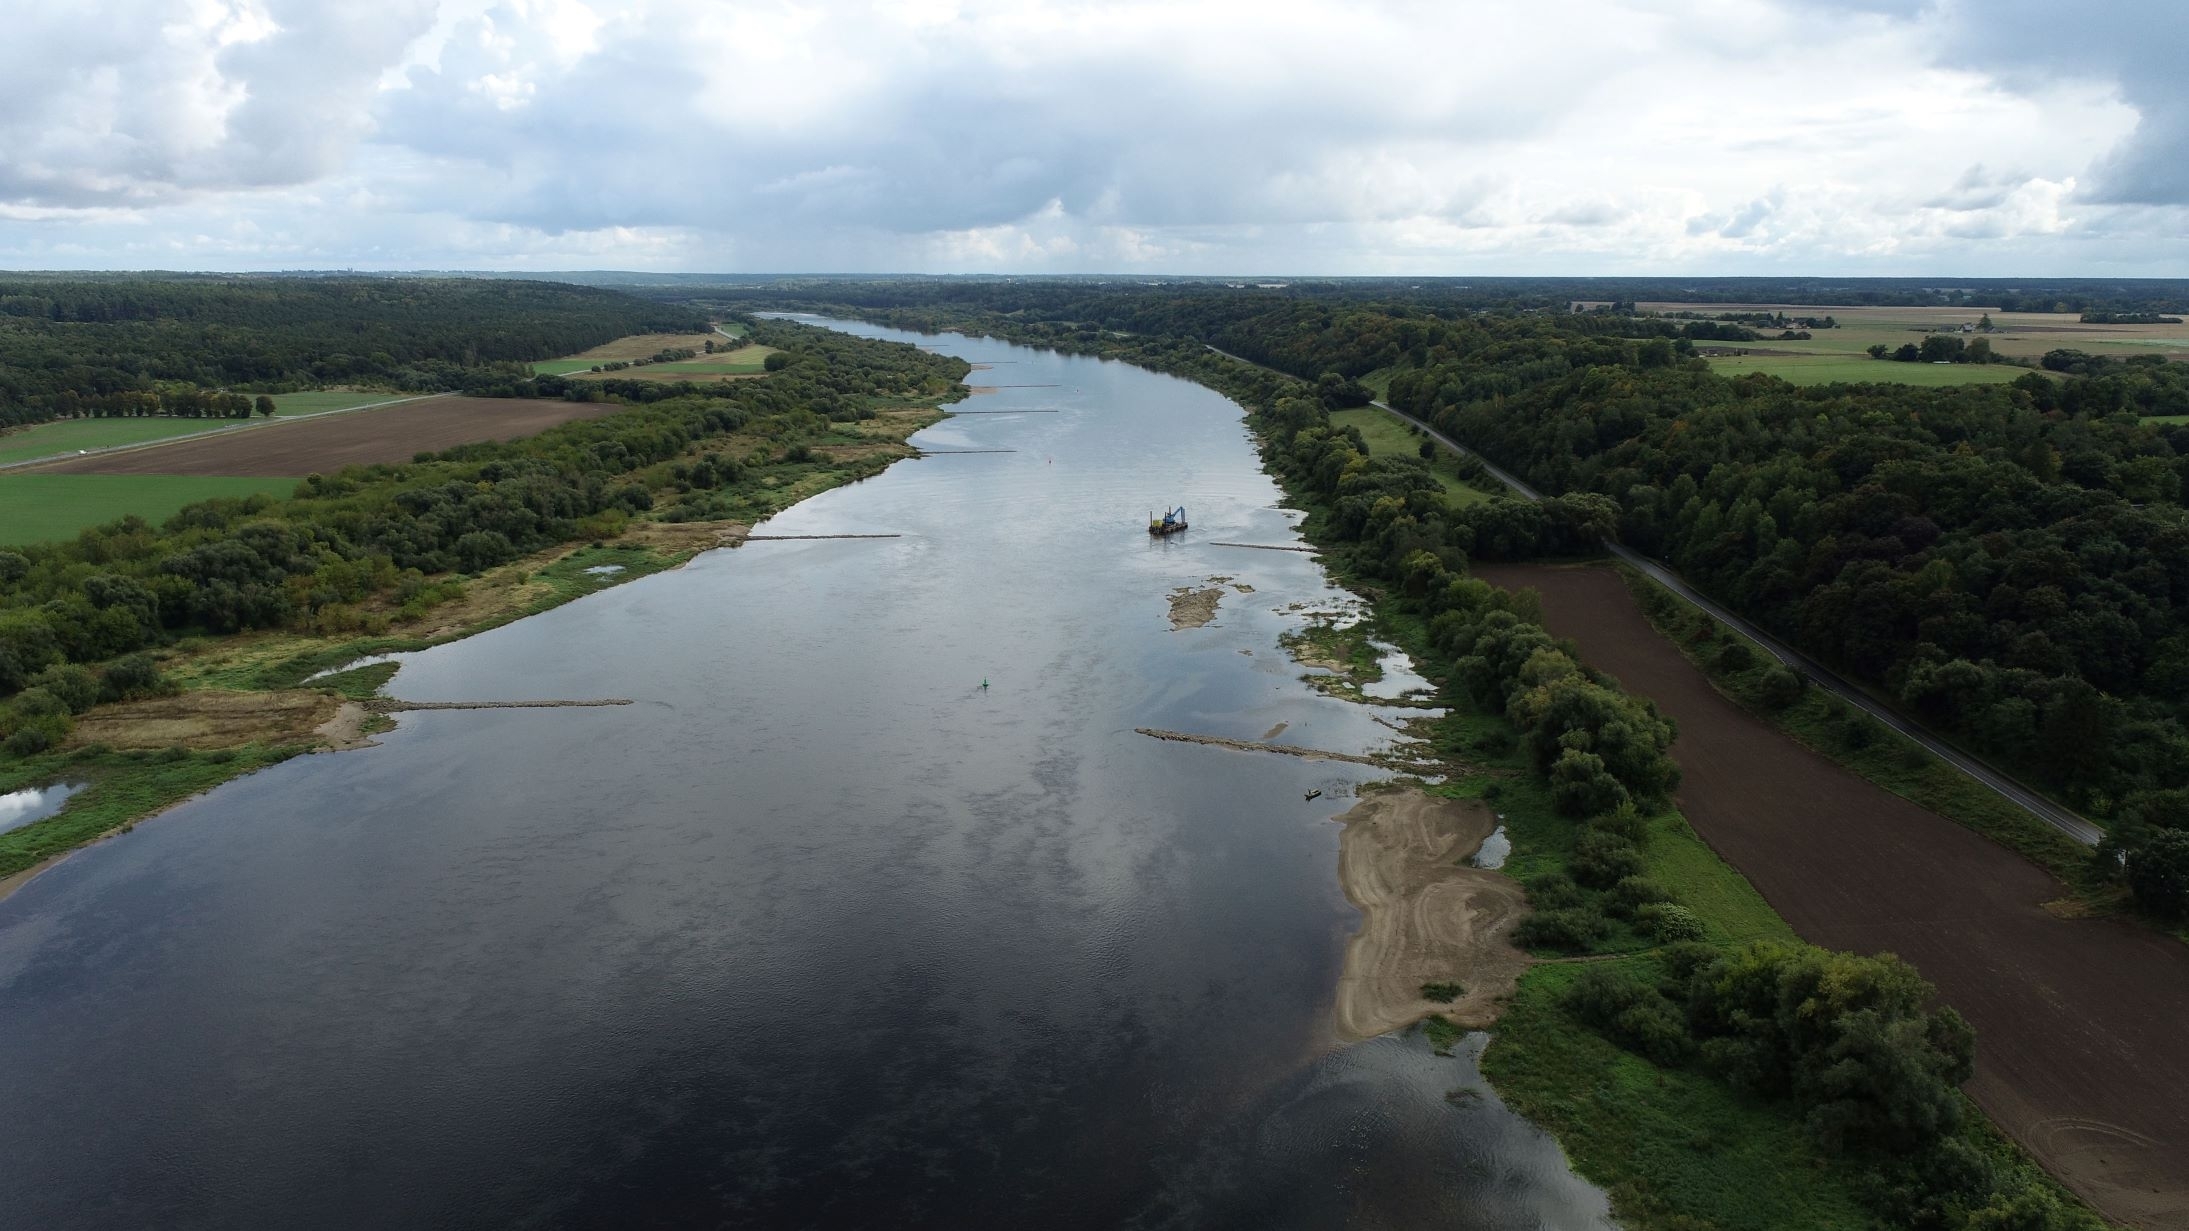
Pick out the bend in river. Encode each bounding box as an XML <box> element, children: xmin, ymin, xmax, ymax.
<box><xmin>0</xmin><ymin>318</ymin><xmax>1611</xmax><ymax>1229</ymax></box>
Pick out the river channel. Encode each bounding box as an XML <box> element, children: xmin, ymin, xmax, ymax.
<box><xmin>0</xmin><ymin>319</ymin><xmax>1611</xmax><ymax>1229</ymax></box>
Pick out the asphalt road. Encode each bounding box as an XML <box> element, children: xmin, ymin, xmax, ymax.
<box><xmin>1202</xmin><ymin>344</ymin><xmax>2103</xmax><ymax>847</ymax></box>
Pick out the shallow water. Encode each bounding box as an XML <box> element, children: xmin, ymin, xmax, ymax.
<box><xmin>0</xmin><ymin>319</ymin><xmax>1611</xmax><ymax>1229</ymax></box>
<box><xmin>0</xmin><ymin>781</ymin><xmax>83</xmax><ymax>835</ymax></box>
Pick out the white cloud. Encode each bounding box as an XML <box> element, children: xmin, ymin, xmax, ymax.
<box><xmin>0</xmin><ymin>0</ymin><xmax>2179</xmax><ymax>272</ymax></box>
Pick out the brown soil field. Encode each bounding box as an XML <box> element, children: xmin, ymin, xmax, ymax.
<box><xmin>26</xmin><ymin>396</ymin><xmax>621</xmax><ymax>477</ymax></box>
<box><xmin>68</xmin><ymin>690</ymin><xmax>343</xmax><ymax>751</ymax></box>
<box><xmin>1474</xmin><ymin>563</ymin><xmax>2189</xmax><ymax>1231</ymax></box>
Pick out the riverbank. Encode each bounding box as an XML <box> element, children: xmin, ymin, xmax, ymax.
<box><xmin>805</xmin><ymin>305</ymin><xmax>2114</xmax><ymax>1231</ymax></box>
<box><xmin>1332</xmin><ymin>789</ymin><xmax>1528</xmax><ymax>1040</ymax></box>
<box><xmin>0</xmin><ymin>390</ymin><xmax>952</xmax><ymax>898</ymax></box>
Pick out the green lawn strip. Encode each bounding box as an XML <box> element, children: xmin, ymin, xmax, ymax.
<box><xmin>531</xmin><ymin>358</ymin><xmax>610</xmax><ymax>375</ymax></box>
<box><xmin>713</xmin><ymin>321</ymin><xmax>749</xmax><ymax>339</ymax></box>
<box><xmin>1329</xmin><ymin>406</ymin><xmax>1493</xmax><ymax>506</ymax></box>
<box><xmin>264</xmin><ymin>391</ymin><xmax>415</xmax><ymax>416</ymax></box>
<box><xmin>0</xmin><ymin>419</ymin><xmax>252</xmax><ymax>465</ymax></box>
<box><xmin>2144</xmin><ymin>414</ymin><xmax>2189</xmax><ymax>425</ymax></box>
<box><xmin>1703</xmin><ymin>355</ymin><xmax>2028</xmax><ymax>387</ymax></box>
<box><xmin>1481</xmin><ymin>960</ymin><xmax>1875</xmax><ymax>1231</ymax></box>
<box><xmin>1613</xmin><ymin>565</ymin><xmax>2098</xmax><ymax>889</ymax></box>
<box><xmin>0</xmin><ymin>746</ymin><xmax>301</xmax><ymax>881</ymax></box>
<box><xmin>0</xmin><ymin>475</ymin><xmax>301</xmax><ymax>547</ymax></box>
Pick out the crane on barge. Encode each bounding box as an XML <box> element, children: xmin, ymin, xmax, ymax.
<box><xmin>1148</xmin><ymin>506</ymin><xmax>1188</xmax><ymax>536</ymax></box>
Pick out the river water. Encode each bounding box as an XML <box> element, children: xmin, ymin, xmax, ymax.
<box><xmin>0</xmin><ymin>319</ymin><xmax>1611</xmax><ymax>1230</ymax></box>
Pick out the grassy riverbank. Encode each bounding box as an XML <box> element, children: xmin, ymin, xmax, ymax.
<box><xmin>801</xmin><ymin>304</ymin><xmax>2105</xmax><ymax>1231</ymax></box>
<box><xmin>1</xmin><ymin>324</ymin><xmax>963</xmax><ymax>893</ymax></box>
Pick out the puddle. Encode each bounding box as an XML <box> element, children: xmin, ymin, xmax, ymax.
<box><xmin>0</xmin><ymin>782</ymin><xmax>86</xmax><ymax>835</ymax></box>
<box><xmin>1469</xmin><ymin>824</ymin><xmax>1510</xmax><ymax>870</ymax></box>
<box><xmin>1361</xmin><ymin>640</ymin><xmax>1439</xmax><ymax>702</ymax></box>
<box><xmin>582</xmin><ymin>564</ymin><xmax>627</xmax><ymax>576</ymax></box>
<box><xmin>301</xmin><ymin>653</ymin><xmax>408</xmax><ymax>684</ymax></box>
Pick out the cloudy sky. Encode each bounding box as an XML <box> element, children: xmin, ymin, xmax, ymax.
<box><xmin>3</xmin><ymin>0</ymin><xmax>2184</xmax><ymax>274</ymax></box>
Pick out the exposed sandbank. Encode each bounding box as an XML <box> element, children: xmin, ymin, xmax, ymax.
<box><xmin>1332</xmin><ymin>789</ymin><xmax>1530</xmax><ymax>1041</ymax></box>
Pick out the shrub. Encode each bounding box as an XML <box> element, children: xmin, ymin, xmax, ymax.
<box><xmin>1550</xmin><ymin>746</ymin><xmax>1630</xmax><ymax>816</ymax></box>
<box><xmin>2125</xmin><ymin>829</ymin><xmax>2189</xmax><ymax>919</ymax></box>
<box><xmin>1755</xmin><ymin>665</ymin><xmax>1805</xmax><ymax>709</ymax></box>
<box><xmin>1607</xmin><ymin>875</ymin><xmax>1674</xmax><ymax>918</ymax></box>
<box><xmin>1716</xmin><ymin>639</ymin><xmax>1755</xmax><ymax>672</ymax></box>
<box><xmin>1589</xmin><ymin>800</ymin><xmax>1650</xmax><ymax>844</ymax></box>
<box><xmin>1522</xmin><ymin>870</ymin><xmax>1585</xmax><ymax>910</ymax></box>
<box><xmin>28</xmin><ymin>664</ymin><xmax>100</xmax><ymax>714</ymax></box>
<box><xmin>100</xmin><ymin>653</ymin><xmax>170</xmax><ymax>702</ymax></box>
<box><xmin>1571</xmin><ymin>829</ymin><xmax>1646</xmax><ymax>889</ymax></box>
<box><xmin>1640</xmin><ymin>903</ymin><xmax>1707</xmax><ymax>943</ymax></box>
<box><xmin>1420</xmin><ymin>981</ymin><xmax>1465</xmax><ymax>1003</ymax></box>
<box><xmin>1513</xmin><ymin>906</ymin><xmax>1613</xmax><ymax>952</ymax></box>
<box><xmin>1562</xmin><ymin>966</ymin><xmax>1694</xmax><ymax>1065</ymax></box>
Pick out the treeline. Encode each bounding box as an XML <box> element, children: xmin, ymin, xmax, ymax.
<box><xmin>640</xmin><ymin>274</ymin><xmax>2189</xmax><ymax>323</ymax></box>
<box><xmin>0</xmin><ymin>276</ymin><xmax>707</xmax><ymax>429</ymax></box>
<box><xmin>0</xmin><ymin>320</ymin><xmax>967</xmax><ymax>755</ymax></box>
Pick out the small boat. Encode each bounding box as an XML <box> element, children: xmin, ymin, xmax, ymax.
<box><xmin>1148</xmin><ymin>505</ymin><xmax>1188</xmax><ymax>536</ymax></box>
<box><xmin>1304</xmin><ymin>789</ymin><xmax>1322</xmax><ymax>801</ymax></box>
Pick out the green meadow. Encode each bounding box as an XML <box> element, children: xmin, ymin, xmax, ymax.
<box><xmin>1330</xmin><ymin>406</ymin><xmax>1494</xmax><ymax>505</ymax></box>
<box><xmin>0</xmin><ymin>474</ymin><xmax>299</xmax><ymax>546</ymax></box>
<box><xmin>1704</xmin><ymin>353</ymin><xmax>2030</xmax><ymax>387</ymax></box>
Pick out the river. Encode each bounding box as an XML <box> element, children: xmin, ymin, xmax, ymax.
<box><xmin>0</xmin><ymin>318</ymin><xmax>1611</xmax><ymax>1229</ymax></box>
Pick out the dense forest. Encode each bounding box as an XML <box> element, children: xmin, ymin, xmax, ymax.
<box><xmin>0</xmin><ymin>318</ymin><xmax>966</xmax><ymax>755</ymax></box>
<box><xmin>696</xmin><ymin>279</ymin><xmax>2189</xmax><ymax>921</ymax></box>
<box><xmin>0</xmin><ymin>276</ymin><xmax>706</xmax><ymax>428</ymax></box>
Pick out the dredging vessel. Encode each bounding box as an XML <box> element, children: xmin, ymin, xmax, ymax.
<box><xmin>1148</xmin><ymin>506</ymin><xmax>1188</xmax><ymax>536</ymax></box>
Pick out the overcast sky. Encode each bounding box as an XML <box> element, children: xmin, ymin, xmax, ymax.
<box><xmin>3</xmin><ymin>0</ymin><xmax>2184</xmax><ymax>275</ymax></box>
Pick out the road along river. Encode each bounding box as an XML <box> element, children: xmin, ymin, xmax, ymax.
<box><xmin>0</xmin><ymin>319</ymin><xmax>1612</xmax><ymax>1229</ymax></box>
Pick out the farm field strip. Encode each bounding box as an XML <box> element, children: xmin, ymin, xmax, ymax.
<box><xmin>1703</xmin><ymin>355</ymin><xmax>2028</xmax><ymax>386</ymax></box>
<box><xmin>23</xmin><ymin>396</ymin><xmax>623</xmax><ymax>478</ymax></box>
<box><xmin>0</xmin><ymin>474</ymin><xmax>300</xmax><ymax>546</ymax></box>
<box><xmin>1472</xmin><ymin>562</ymin><xmax>2189</xmax><ymax>1228</ymax></box>
<box><xmin>0</xmin><ymin>393</ymin><xmax>433</xmax><ymax>470</ymax></box>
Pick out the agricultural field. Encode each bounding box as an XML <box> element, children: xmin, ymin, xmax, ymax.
<box><xmin>1641</xmin><ymin>301</ymin><xmax>2189</xmax><ymax>385</ymax></box>
<box><xmin>0</xmin><ymin>392</ymin><xmax>423</xmax><ymax>468</ymax></box>
<box><xmin>26</xmin><ymin>396</ymin><xmax>623</xmax><ymax>478</ymax></box>
<box><xmin>0</xmin><ymin>474</ymin><xmax>299</xmax><ymax>546</ymax></box>
<box><xmin>1473</xmin><ymin>562</ymin><xmax>2189</xmax><ymax>1222</ymax></box>
<box><xmin>1705</xmin><ymin>353</ymin><xmax>2027</xmax><ymax>387</ymax></box>
<box><xmin>1330</xmin><ymin>406</ymin><xmax>1493</xmax><ymax>505</ymax></box>
<box><xmin>531</xmin><ymin>331</ymin><xmax>773</xmax><ymax>379</ymax></box>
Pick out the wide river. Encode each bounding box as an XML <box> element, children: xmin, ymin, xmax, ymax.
<box><xmin>0</xmin><ymin>319</ymin><xmax>1612</xmax><ymax>1229</ymax></box>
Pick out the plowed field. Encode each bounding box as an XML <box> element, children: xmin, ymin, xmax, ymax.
<box><xmin>1474</xmin><ymin>562</ymin><xmax>2189</xmax><ymax>1231</ymax></box>
<box><xmin>26</xmin><ymin>396</ymin><xmax>620</xmax><ymax>477</ymax></box>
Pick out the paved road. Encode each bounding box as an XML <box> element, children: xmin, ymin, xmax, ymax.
<box><xmin>1203</xmin><ymin>344</ymin><xmax>2104</xmax><ymax>847</ymax></box>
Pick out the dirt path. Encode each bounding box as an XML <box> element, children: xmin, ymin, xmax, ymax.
<box><xmin>1332</xmin><ymin>789</ymin><xmax>1529</xmax><ymax>1040</ymax></box>
<box><xmin>1474</xmin><ymin>562</ymin><xmax>2189</xmax><ymax>1230</ymax></box>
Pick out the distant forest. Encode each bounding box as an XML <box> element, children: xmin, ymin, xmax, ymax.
<box><xmin>680</xmin><ymin>277</ymin><xmax>2189</xmax><ymax>920</ymax></box>
<box><xmin>0</xmin><ymin>276</ymin><xmax>706</xmax><ymax>429</ymax></box>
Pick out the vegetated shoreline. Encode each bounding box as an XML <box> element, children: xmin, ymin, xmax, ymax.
<box><xmin>0</xmin><ymin>401</ymin><xmax>951</xmax><ymax>904</ymax></box>
<box><xmin>807</xmin><ymin>306</ymin><xmax>2112</xmax><ymax>1231</ymax></box>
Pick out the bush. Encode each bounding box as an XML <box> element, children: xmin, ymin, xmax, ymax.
<box><xmin>1550</xmin><ymin>746</ymin><xmax>1630</xmax><ymax>816</ymax></box>
<box><xmin>1589</xmin><ymin>800</ymin><xmax>1650</xmax><ymax>844</ymax></box>
<box><xmin>1522</xmin><ymin>870</ymin><xmax>1585</xmax><ymax>910</ymax></box>
<box><xmin>2125</xmin><ymin>828</ymin><xmax>2189</xmax><ymax>919</ymax></box>
<box><xmin>1513</xmin><ymin>906</ymin><xmax>1613</xmax><ymax>952</ymax></box>
<box><xmin>100</xmin><ymin>653</ymin><xmax>170</xmax><ymax>702</ymax></box>
<box><xmin>1716</xmin><ymin>639</ymin><xmax>1755</xmax><ymax>672</ymax></box>
<box><xmin>1755</xmin><ymin>665</ymin><xmax>1805</xmax><ymax>709</ymax></box>
<box><xmin>1607</xmin><ymin>875</ymin><xmax>1674</xmax><ymax>918</ymax></box>
<box><xmin>1571</xmin><ymin>829</ymin><xmax>1646</xmax><ymax>889</ymax></box>
<box><xmin>28</xmin><ymin>664</ymin><xmax>100</xmax><ymax>714</ymax></box>
<box><xmin>1562</xmin><ymin>966</ymin><xmax>1694</xmax><ymax>1065</ymax></box>
<box><xmin>763</xmin><ymin>351</ymin><xmax>793</xmax><ymax>372</ymax></box>
<box><xmin>1640</xmin><ymin>902</ymin><xmax>1707</xmax><ymax>943</ymax></box>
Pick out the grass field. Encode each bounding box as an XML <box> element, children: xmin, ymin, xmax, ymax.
<box><xmin>1705</xmin><ymin>354</ymin><xmax>2028</xmax><ymax>387</ymax></box>
<box><xmin>0</xmin><ymin>393</ymin><xmax>420</xmax><ymax>467</ymax></box>
<box><xmin>2145</xmin><ymin>414</ymin><xmax>2189</xmax><ymax>425</ymax></box>
<box><xmin>0</xmin><ymin>474</ymin><xmax>298</xmax><ymax>545</ymax></box>
<box><xmin>530</xmin><ymin>331</ymin><xmax>757</xmax><ymax>376</ymax></box>
<box><xmin>1330</xmin><ymin>406</ymin><xmax>1493</xmax><ymax>505</ymax></box>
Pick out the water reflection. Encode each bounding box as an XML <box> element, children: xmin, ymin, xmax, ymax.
<box><xmin>0</xmin><ymin>781</ymin><xmax>83</xmax><ymax>835</ymax></box>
